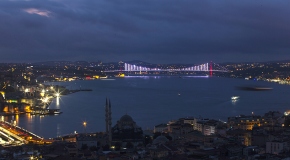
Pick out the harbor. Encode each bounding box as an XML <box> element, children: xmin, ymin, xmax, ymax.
<box><xmin>0</xmin><ymin>83</ymin><xmax>92</xmax><ymax>116</ymax></box>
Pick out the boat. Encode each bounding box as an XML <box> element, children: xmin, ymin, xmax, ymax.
<box><xmin>231</xmin><ymin>96</ymin><xmax>239</xmax><ymax>100</ymax></box>
<box><xmin>236</xmin><ymin>86</ymin><xmax>273</xmax><ymax>91</ymax></box>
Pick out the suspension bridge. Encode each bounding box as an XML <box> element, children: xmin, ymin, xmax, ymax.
<box><xmin>104</xmin><ymin>62</ymin><xmax>228</xmax><ymax>75</ymax></box>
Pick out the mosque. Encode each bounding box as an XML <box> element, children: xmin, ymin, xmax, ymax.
<box><xmin>105</xmin><ymin>99</ymin><xmax>143</xmax><ymax>149</ymax></box>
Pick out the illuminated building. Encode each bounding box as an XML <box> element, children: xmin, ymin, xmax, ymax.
<box><xmin>228</xmin><ymin>115</ymin><xmax>269</xmax><ymax>130</ymax></box>
<box><xmin>193</xmin><ymin>119</ymin><xmax>219</xmax><ymax>136</ymax></box>
<box><xmin>228</xmin><ymin>112</ymin><xmax>283</xmax><ymax>131</ymax></box>
<box><xmin>0</xmin><ymin>103</ymin><xmax>31</xmax><ymax>114</ymax></box>
<box><xmin>183</xmin><ymin>117</ymin><xmax>197</xmax><ymax>127</ymax></box>
<box><xmin>203</xmin><ymin>122</ymin><xmax>217</xmax><ymax>135</ymax></box>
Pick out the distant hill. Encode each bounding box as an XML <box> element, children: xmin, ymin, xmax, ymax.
<box><xmin>30</xmin><ymin>59</ymin><xmax>290</xmax><ymax>67</ymax></box>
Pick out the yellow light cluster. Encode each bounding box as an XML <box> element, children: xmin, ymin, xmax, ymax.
<box><xmin>284</xmin><ymin>111</ymin><xmax>290</xmax><ymax>116</ymax></box>
<box><xmin>6</xmin><ymin>99</ymin><xmax>18</xmax><ymax>103</ymax></box>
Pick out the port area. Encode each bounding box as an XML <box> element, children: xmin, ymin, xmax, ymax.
<box><xmin>30</xmin><ymin>109</ymin><xmax>62</xmax><ymax>115</ymax></box>
<box><xmin>66</xmin><ymin>89</ymin><xmax>92</xmax><ymax>94</ymax></box>
<box><xmin>29</xmin><ymin>88</ymin><xmax>92</xmax><ymax>115</ymax></box>
<box><xmin>0</xmin><ymin>121</ymin><xmax>53</xmax><ymax>146</ymax></box>
<box><xmin>0</xmin><ymin>83</ymin><xmax>93</xmax><ymax>116</ymax></box>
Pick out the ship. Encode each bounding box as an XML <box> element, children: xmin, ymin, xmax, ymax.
<box><xmin>236</xmin><ymin>86</ymin><xmax>273</xmax><ymax>91</ymax></box>
<box><xmin>231</xmin><ymin>96</ymin><xmax>239</xmax><ymax>100</ymax></box>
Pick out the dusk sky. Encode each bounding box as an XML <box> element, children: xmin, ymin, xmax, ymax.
<box><xmin>0</xmin><ymin>0</ymin><xmax>289</xmax><ymax>64</ymax></box>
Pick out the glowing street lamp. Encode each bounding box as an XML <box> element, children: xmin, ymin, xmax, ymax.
<box><xmin>40</xmin><ymin>89</ymin><xmax>45</xmax><ymax>97</ymax></box>
<box><xmin>55</xmin><ymin>92</ymin><xmax>60</xmax><ymax>97</ymax></box>
<box><xmin>83</xmin><ymin>121</ymin><xmax>87</xmax><ymax>133</ymax></box>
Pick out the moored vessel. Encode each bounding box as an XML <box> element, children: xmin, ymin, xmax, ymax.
<box><xmin>231</xmin><ymin>96</ymin><xmax>239</xmax><ymax>100</ymax></box>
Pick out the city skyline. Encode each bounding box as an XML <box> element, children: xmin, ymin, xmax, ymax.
<box><xmin>0</xmin><ymin>0</ymin><xmax>289</xmax><ymax>64</ymax></box>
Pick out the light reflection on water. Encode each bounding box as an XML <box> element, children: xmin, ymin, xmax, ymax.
<box><xmin>56</xmin><ymin>96</ymin><xmax>60</xmax><ymax>107</ymax></box>
<box><xmin>4</xmin><ymin>76</ymin><xmax>290</xmax><ymax>138</ymax></box>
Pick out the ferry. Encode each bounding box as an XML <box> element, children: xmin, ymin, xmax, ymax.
<box><xmin>231</xmin><ymin>96</ymin><xmax>239</xmax><ymax>100</ymax></box>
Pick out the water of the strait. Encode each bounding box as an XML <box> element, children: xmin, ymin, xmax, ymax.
<box><xmin>4</xmin><ymin>76</ymin><xmax>290</xmax><ymax>138</ymax></box>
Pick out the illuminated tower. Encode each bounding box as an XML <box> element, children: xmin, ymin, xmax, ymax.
<box><xmin>210</xmin><ymin>61</ymin><xmax>213</xmax><ymax>76</ymax></box>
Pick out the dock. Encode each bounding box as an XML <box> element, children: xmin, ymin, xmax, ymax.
<box><xmin>31</xmin><ymin>109</ymin><xmax>62</xmax><ymax>115</ymax></box>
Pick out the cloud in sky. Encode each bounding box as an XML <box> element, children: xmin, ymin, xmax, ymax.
<box><xmin>0</xmin><ymin>0</ymin><xmax>289</xmax><ymax>64</ymax></box>
<box><xmin>23</xmin><ymin>8</ymin><xmax>51</xmax><ymax>17</ymax></box>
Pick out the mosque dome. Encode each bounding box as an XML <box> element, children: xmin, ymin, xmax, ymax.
<box><xmin>120</xmin><ymin>115</ymin><xmax>133</xmax><ymax>123</ymax></box>
<box><xmin>112</xmin><ymin>114</ymin><xmax>143</xmax><ymax>142</ymax></box>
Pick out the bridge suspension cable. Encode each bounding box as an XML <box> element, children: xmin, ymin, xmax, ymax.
<box><xmin>104</xmin><ymin>62</ymin><xmax>228</xmax><ymax>72</ymax></box>
<box><xmin>124</xmin><ymin>63</ymin><xmax>214</xmax><ymax>72</ymax></box>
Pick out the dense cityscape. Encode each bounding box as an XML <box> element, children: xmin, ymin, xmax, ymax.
<box><xmin>1</xmin><ymin>0</ymin><xmax>289</xmax><ymax>159</ymax></box>
<box><xmin>0</xmin><ymin>60</ymin><xmax>290</xmax><ymax>159</ymax></box>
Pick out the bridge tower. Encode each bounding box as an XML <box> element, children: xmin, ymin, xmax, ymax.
<box><xmin>210</xmin><ymin>61</ymin><xmax>213</xmax><ymax>76</ymax></box>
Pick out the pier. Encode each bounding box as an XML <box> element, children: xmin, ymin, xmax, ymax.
<box><xmin>30</xmin><ymin>109</ymin><xmax>62</xmax><ymax>115</ymax></box>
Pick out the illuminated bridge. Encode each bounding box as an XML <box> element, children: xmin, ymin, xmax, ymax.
<box><xmin>105</xmin><ymin>62</ymin><xmax>228</xmax><ymax>74</ymax></box>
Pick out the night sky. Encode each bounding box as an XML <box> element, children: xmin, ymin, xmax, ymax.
<box><xmin>0</xmin><ymin>0</ymin><xmax>289</xmax><ymax>64</ymax></box>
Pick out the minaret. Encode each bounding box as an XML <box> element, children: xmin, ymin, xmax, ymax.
<box><xmin>105</xmin><ymin>98</ymin><xmax>109</xmax><ymax>134</ymax></box>
<box><xmin>108</xmin><ymin>99</ymin><xmax>112</xmax><ymax>146</ymax></box>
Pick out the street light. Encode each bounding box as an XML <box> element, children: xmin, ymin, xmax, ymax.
<box><xmin>83</xmin><ymin>121</ymin><xmax>87</xmax><ymax>133</ymax></box>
